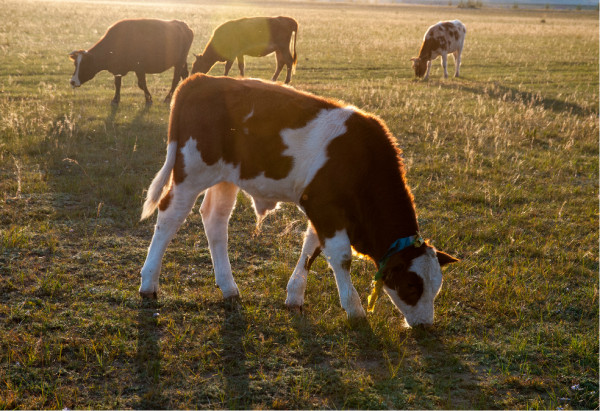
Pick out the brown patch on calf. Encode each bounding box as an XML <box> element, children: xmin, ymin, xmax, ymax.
<box><xmin>419</xmin><ymin>34</ymin><xmax>441</xmax><ymax>60</ymax></box>
<box><xmin>158</xmin><ymin>190</ymin><xmax>173</xmax><ymax>211</ymax></box>
<box><xmin>381</xmin><ymin>245</ymin><xmax>427</xmax><ymax>306</ymax></box>
<box><xmin>304</xmin><ymin>247</ymin><xmax>322</xmax><ymax>271</ymax></box>
<box><xmin>341</xmin><ymin>257</ymin><xmax>352</xmax><ymax>272</ymax></box>
<box><xmin>440</xmin><ymin>22</ymin><xmax>456</xmax><ymax>32</ymax></box>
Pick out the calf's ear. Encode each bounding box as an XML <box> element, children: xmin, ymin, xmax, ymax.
<box><xmin>69</xmin><ymin>50</ymin><xmax>84</xmax><ymax>61</ymax></box>
<box><xmin>436</xmin><ymin>250</ymin><xmax>459</xmax><ymax>266</ymax></box>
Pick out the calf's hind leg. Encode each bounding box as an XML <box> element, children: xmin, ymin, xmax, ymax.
<box><xmin>453</xmin><ymin>49</ymin><xmax>462</xmax><ymax>77</ymax></box>
<box><xmin>140</xmin><ymin>183</ymin><xmax>203</xmax><ymax>298</ymax></box>
<box><xmin>200</xmin><ymin>182</ymin><xmax>240</xmax><ymax>299</ymax></box>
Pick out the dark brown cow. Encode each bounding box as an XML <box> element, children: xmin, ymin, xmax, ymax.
<box><xmin>191</xmin><ymin>16</ymin><xmax>298</xmax><ymax>84</ymax></box>
<box><xmin>139</xmin><ymin>74</ymin><xmax>458</xmax><ymax>327</ymax></box>
<box><xmin>411</xmin><ymin>20</ymin><xmax>466</xmax><ymax>80</ymax></box>
<box><xmin>69</xmin><ymin>19</ymin><xmax>194</xmax><ymax>105</ymax></box>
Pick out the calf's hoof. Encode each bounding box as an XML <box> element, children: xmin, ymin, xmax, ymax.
<box><xmin>139</xmin><ymin>290</ymin><xmax>157</xmax><ymax>300</ymax></box>
<box><xmin>222</xmin><ymin>294</ymin><xmax>242</xmax><ymax>311</ymax></box>
<box><xmin>286</xmin><ymin>304</ymin><xmax>303</xmax><ymax>314</ymax></box>
<box><xmin>224</xmin><ymin>293</ymin><xmax>240</xmax><ymax>303</ymax></box>
<box><xmin>348</xmin><ymin>316</ymin><xmax>370</xmax><ymax>330</ymax></box>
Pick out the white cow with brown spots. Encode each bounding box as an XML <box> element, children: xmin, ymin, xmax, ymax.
<box><xmin>411</xmin><ymin>20</ymin><xmax>466</xmax><ymax>80</ymax></box>
<box><xmin>139</xmin><ymin>74</ymin><xmax>458</xmax><ymax>327</ymax></box>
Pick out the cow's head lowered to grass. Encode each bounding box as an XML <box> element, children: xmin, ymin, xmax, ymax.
<box><xmin>138</xmin><ymin>74</ymin><xmax>458</xmax><ymax>327</ymax></box>
<box><xmin>69</xmin><ymin>50</ymin><xmax>95</xmax><ymax>87</ymax></box>
<box><xmin>378</xmin><ymin>242</ymin><xmax>458</xmax><ymax>326</ymax></box>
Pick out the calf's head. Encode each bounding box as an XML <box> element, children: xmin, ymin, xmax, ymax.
<box><xmin>69</xmin><ymin>50</ymin><xmax>95</xmax><ymax>87</ymax></box>
<box><xmin>381</xmin><ymin>244</ymin><xmax>457</xmax><ymax>326</ymax></box>
<box><xmin>410</xmin><ymin>57</ymin><xmax>428</xmax><ymax>78</ymax></box>
<box><xmin>191</xmin><ymin>54</ymin><xmax>213</xmax><ymax>75</ymax></box>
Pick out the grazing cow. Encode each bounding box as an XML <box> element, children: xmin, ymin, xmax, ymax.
<box><xmin>191</xmin><ymin>16</ymin><xmax>298</xmax><ymax>84</ymax></box>
<box><xmin>139</xmin><ymin>74</ymin><xmax>458</xmax><ymax>327</ymax></box>
<box><xmin>69</xmin><ymin>19</ymin><xmax>194</xmax><ymax>105</ymax></box>
<box><xmin>411</xmin><ymin>20</ymin><xmax>466</xmax><ymax>80</ymax></box>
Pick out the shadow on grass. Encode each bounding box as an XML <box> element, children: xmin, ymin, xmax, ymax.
<box><xmin>439</xmin><ymin>79</ymin><xmax>597</xmax><ymax>117</ymax></box>
<box><xmin>288</xmin><ymin>313</ymin><xmax>388</xmax><ymax>408</ymax></box>
<box><xmin>412</xmin><ymin>326</ymin><xmax>491</xmax><ymax>409</ymax></box>
<box><xmin>104</xmin><ymin>100</ymin><xmax>152</xmax><ymax>129</ymax></box>
<box><xmin>217</xmin><ymin>298</ymin><xmax>251</xmax><ymax>409</ymax></box>
<box><xmin>135</xmin><ymin>299</ymin><xmax>167</xmax><ymax>409</ymax></box>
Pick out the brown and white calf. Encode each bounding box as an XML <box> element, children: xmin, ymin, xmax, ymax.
<box><xmin>139</xmin><ymin>74</ymin><xmax>457</xmax><ymax>326</ymax></box>
<box><xmin>191</xmin><ymin>16</ymin><xmax>298</xmax><ymax>84</ymax></box>
<box><xmin>411</xmin><ymin>20</ymin><xmax>466</xmax><ymax>80</ymax></box>
<box><xmin>69</xmin><ymin>19</ymin><xmax>194</xmax><ymax>105</ymax></box>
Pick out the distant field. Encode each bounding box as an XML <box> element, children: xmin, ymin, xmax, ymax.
<box><xmin>0</xmin><ymin>0</ymin><xmax>598</xmax><ymax>409</ymax></box>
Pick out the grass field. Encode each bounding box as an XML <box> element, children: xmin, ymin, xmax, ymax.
<box><xmin>0</xmin><ymin>0</ymin><xmax>598</xmax><ymax>409</ymax></box>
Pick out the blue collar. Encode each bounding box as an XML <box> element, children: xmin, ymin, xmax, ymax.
<box><xmin>374</xmin><ymin>233</ymin><xmax>424</xmax><ymax>281</ymax></box>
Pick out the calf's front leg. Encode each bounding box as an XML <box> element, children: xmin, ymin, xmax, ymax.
<box><xmin>441</xmin><ymin>53</ymin><xmax>449</xmax><ymax>78</ymax></box>
<box><xmin>285</xmin><ymin>223</ymin><xmax>321</xmax><ymax>310</ymax></box>
<box><xmin>454</xmin><ymin>49</ymin><xmax>462</xmax><ymax>77</ymax></box>
<box><xmin>322</xmin><ymin>230</ymin><xmax>366</xmax><ymax>319</ymax></box>
<box><xmin>423</xmin><ymin>61</ymin><xmax>432</xmax><ymax>80</ymax></box>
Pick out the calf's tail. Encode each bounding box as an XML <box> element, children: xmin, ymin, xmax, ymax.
<box><xmin>292</xmin><ymin>27</ymin><xmax>298</xmax><ymax>74</ymax></box>
<box><xmin>141</xmin><ymin>141</ymin><xmax>178</xmax><ymax>220</ymax></box>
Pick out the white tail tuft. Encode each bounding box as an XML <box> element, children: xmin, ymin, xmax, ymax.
<box><xmin>141</xmin><ymin>141</ymin><xmax>178</xmax><ymax>220</ymax></box>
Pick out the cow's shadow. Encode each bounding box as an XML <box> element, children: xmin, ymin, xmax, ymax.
<box><xmin>216</xmin><ymin>299</ymin><xmax>251</xmax><ymax>409</ymax></box>
<box><xmin>438</xmin><ymin>79</ymin><xmax>596</xmax><ymax>117</ymax></box>
<box><xmin>289</xmin><ymin>304</ymin><xmax>489</xmax><ymax>408</ymax></box>
<box><xmin>104</xmin><ymin>101</ymin><xmax>152</xmax><ymax>126</ymax></box>
<box><xmin>135</xmin><ymin>299</ymin><xmax>168</xmax><ymax>409</ymax></box>
<box><xmin>411</xmin><ymin>325</ymin><xmax>490</xmax><ymax>408</ymax></box>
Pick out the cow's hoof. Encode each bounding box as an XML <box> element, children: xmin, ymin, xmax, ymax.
<box><xmin>348</xmin><ymin>316</ymin><xmax>370</xmax><ymax>330</ymax></box>
<box><xmin>139</xmin><ymin>291</ymin><xmax>157</xmax><ymax>300</ymax></box>
<box><xmin>224</xmin><ymin>293</ymin><xmax>240</xmax><ymax>302</ymax></box>
<box><xmin>286</xmin><ymin>304</ymin><xmax>303</xmax><ymax>314</ymax></box>
<box><xmin>222</xmin><ymin>294</ymin><xmax>241</xmax><ymax>311</ymax></box>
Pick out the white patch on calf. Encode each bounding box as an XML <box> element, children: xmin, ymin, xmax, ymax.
<box><xmin>383</xmin><ymin>247</ymin><xmax>443</xmax><ymax>326</ymax></box>
<box><xmin>279</xmin><ymin>106</ymin><xmax>354</xmax><ymax>196</ymax></box>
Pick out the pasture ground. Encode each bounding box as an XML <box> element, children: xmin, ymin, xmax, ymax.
<box><xmin>0</xmin><ymin>0</ymin><xmax>598</xmax><ymax>409</ymax></box>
